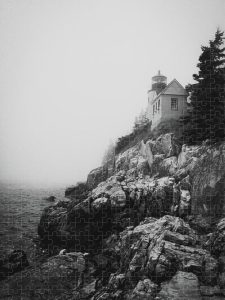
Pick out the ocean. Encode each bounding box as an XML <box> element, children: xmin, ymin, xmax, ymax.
<box><xmin>0</xmin><ymin>182</ymin><xmax>66</xmax><ymax>263</ymax></box>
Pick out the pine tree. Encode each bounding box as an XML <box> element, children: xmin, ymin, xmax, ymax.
<box><xmin>133</xmin><ymin>110</ymin><xmax>149</xmax><ymax>131</ymax></box>
<box><xmin>182</xmin><ymin>29</ymin><xmax>225</xmax><ymax>144</ymax></box>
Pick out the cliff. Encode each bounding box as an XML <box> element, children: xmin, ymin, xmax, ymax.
<box><xmin>1</xmin><ymin>133</ymin><xmax>225</xmax><ymax>299</ymax></box>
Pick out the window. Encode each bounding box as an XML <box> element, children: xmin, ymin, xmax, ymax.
<box><xmin>158</xmin><ymin>99</ymin><xmax>160</xmax><ymax>111</ymax></box>
<box><xmin>171</xmin><ymin>98</ymin><xmax>178</xmax><ymax>110</ymax></box>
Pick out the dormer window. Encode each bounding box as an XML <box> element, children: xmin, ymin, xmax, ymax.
<box><xmin>171</xmin><ymin>98</ymin><xmax>178</xmax><ymax>110</ymax></box>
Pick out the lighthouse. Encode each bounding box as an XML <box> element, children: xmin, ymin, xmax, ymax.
<box><xmin>146</xmin><ymin>71</ymin><xmax>188</xmax><ymax>129</ymax></box>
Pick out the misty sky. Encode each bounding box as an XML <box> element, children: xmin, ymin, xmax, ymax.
<box><xmin>0</xmin><ymin>0</ymin><xmax>225</xmax><ymax>187</ymax></box>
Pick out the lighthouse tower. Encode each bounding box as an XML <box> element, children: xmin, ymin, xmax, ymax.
<box><xmin>151</xmin><ymin>70</ymin><xmax>167</xmax><ymax>94</ymax></box>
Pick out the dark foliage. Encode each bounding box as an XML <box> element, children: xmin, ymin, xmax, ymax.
<box><xmin>65</xmin><ymin>181</ymin><xmax>89</xmax><ymax>202</ymax></box>
<box><xmin>181</xmin><ymin>29</ymin><xmax>225</xmax><ymax>145</ymax></box>
<box><xmin>115</xmin><ymin>121</ymin><xmax>152</xmax><ymax>154</ymax></box>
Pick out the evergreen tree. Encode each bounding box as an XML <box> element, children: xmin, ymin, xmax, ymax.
<box><xmin>182</xmin><ymin>29</ymin><xmax>225</xmax><ymax>144</ymax></box>
<box><xmin>133</xmin><ymin>110</ymin><xmax>149</xmax><ymax>131</ymax></box>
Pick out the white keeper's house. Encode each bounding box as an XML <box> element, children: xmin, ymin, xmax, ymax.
<box><xmin>147</xmin><ymin>71</ymin><xmax>188</xmax><ymax>129</ymax></box>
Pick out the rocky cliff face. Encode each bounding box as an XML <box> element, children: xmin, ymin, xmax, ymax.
<box><xmin>2</xmin><ymin>133</ymin><xmax>225</xmax><ymax>299</ymax></box>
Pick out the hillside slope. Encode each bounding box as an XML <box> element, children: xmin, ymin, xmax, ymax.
<box><xmin>1</xmin><ymin>133</ymin><xmax>225</xmax><ymax>299</ymax></box>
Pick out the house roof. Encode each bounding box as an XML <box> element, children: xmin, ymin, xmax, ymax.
<box><xmin>151</xmin><ymin>79</ymin><xmax>188</xmax><ymax>104</ymax></box>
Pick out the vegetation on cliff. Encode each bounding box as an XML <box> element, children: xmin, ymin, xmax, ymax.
<box><xmin>181</xmin><ymin>29</ymin><xmax>225</xmax><ymax>144</ymax></box>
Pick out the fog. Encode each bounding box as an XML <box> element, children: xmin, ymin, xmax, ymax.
<box><xmin>0</xmin><ymin>0</ymin><xmax>225</xmax><ymax>187</ymax></box>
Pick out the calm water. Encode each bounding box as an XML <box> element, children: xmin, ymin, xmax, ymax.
<box><xmin>0</xmin><ymin>182</ymin><xmax>66</xmax><ymax>262</ymax></box>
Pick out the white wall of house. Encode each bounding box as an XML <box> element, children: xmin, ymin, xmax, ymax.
<box><xmin>150</xmin><ymin>94</ymin><xmax>187</xmax><ymax>128</ymax></box>
<box><xmin>147</xmin><ymin>79</ymin><xmax>188</xmax><ymax>129</ymax></box>
<box><xmin>151</xmin><ymin>96</ymin><xmax>162</xmax><ymax>127</ymax></box>
<box><xmin>161</xmin><ymin>94</ymin><xmax>187</xmax><ymax>121</ymax></box>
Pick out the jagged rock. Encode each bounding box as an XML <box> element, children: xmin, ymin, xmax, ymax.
<box><xmin>137</xmin><ymin>157</ymin><xmax>150</xmax><ymax>175</ymax></box>
<box><xmin>152</xmin><ymin>133</ymin><xmax>181</xmax><ymax>158</ymax></box>
<box><xmin>34</xmin><ymin>135</ymin><xmax>225</xmax><ymax>299</ymax></box>
<box><xmin>218</xmin><ymin>272</ymin><xmax>225</xmax><ymax>289</ymax></box>
<box><xmin>128</xmin><ymin>278</ymin><xmax>158</xmax><ymax>300</ymax></box>
<box><xmin>190</xmin><ymin>143</ymin><xmax>225</xmax><ymax>217</ymax></box>
<box><xmin>87</xmin><ymin>165</ymin><xmax>108</xmax><ymax>189</ymax></box>
<box><xmin>159</xmin><ymin>156</ymin><xmax>178</xmax><ymax>176</ymax></box>
<box><xmin>92</xmin><ymin>197</ymin><xmax>109</xmax><ymax>210</ymax></box>
<box><xmin>218</xmin><ymin>256</ymin><xmax>225</xmax><ymax>288</ymax></box>
<box><xmin>91</xmin><ymin>180</ymin><xmax>127</xmax><ymax>209</ymax></box>
<box><xmin>156</xmin><ymin>271</ymin><xmax>201</xmax><ymax>300</ymax></box>
<box><xmin>91</xmin><ymin>179</ymin><xmax>121</xmax><ymax>200</ymax></box>
<box><xmin>206</xmin><ymin>218</ymin><xmax>225</xmax><ymax>256</ymax></box>
<box><xmin>145</xmin><ymin>140</ymin><xmax>154</xmax><ymax>167</ymax></box>
<box><xmin>188</xmin><ymin>215</ymin><xmax>212</xmax><ymax>234</ymax></box>
<box><xmin>79</xmin><ymin>279</ymin><xmax>97</xmax><ymax>298</ymax></box>
<box><xmin>0</xmin><ymin>250</ymin><xmax>29</xmax><ymax>280</ymax></box>
<box><xmin>43</xmin><ymin>195</ymin><xmax>56</xmax><ymax>202</ymax></box>
<box><xmin>177</xmin><ymin>144</ymin><xmax>201</xmax><ymax>169</ymax></box>
<box><xmin>110</xmin><ymin>189</ymin><xmax>126</xmax><ymax>208</ymax></box>
<box><xmin>203</xmin><ymin>255</ymin><xmax>218</xmax><ymax>285</ymax></box>
<box><xmin>115</xmin><ymin>170</ymin><xmax>126</xmax><ymax>182</ymax></box>
<box><xmin>163</xmin><ymin>230</ymin><xmax>195</xmax><ymax>246</ymax></box>
<box><xmin>151</xmin><ymin>154</ymin><xmax>165</xmax><ymax>175</ymax></box>
<box><xmin>114</xmin><ymin>215</ymin><xmax>217</xmax><ymax>287</ymax></box>
<box><xmin>200</xmin><ymin>285</ymin><xmax>225</xmax><ymax>298</ymax></box>
<box><xmin>180</xmin><ymin>175</ymin><xmax>191</xmax><ymax>190</ymax></box>
<box><xmin>171</xmin><ymin>175</ymin><xmax>192</xmax><ymax>217</ymax></box>
<box><xmin>179</xmin><ymin>189</ymin><xmax>191</xmax><ymax>216</ymax></box>
<box><xmin>0</xmin><ymin>252</ymin><xmax>94</xmax><ymax>299</ymax></box>
<box><xmin>115</xmin><ymin>145</ymin><xmax>139</xmax><ymax>173</ymax></box>
<box><xmin>38</xmin><ymin>202</ymin><xmax>68</xmax><ymax>249</ymax></box>
<box><xmin>108</xmin><ymin>273</ymin><xmax>126</xmax><ymax>290</ymax></box>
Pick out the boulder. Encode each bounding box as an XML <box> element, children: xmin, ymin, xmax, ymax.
<box><xmin>112</xmin><ymin>215</ymin><xmax>218</xmax><ymax>289</ymax></box>
<box><xmin>0</xmin><ymin>250</ymin><xmax>29</xmax><ymax>280</ymax></box>
<box><xmin>86</xmin><ymin>165</ymin><xmax>108</xmax><ymax>189</ymax></box>
<box><xmin>159</xmin><ymin>156</ymin><xmax>178</xmax><ymax>176</ymax></box>
<box><xmin>156</xmin><ymin>271</ymin><xmax>201</xmax><ymax>300</ymax></box>
<box><xmin>206</xmin><ymin>218</ymin><xmax>225</xmax><ymax>256</ymax></box>
<box><xmin>152</xmin><ymin>133</ymin><xmax>181</xmax><ymax>158</ymax></box>
<box><xmin>218</xmin><ymin>256</ymin><xmax>225</xmax><ymax>288</ymax></box>
<box><xmin>200</xmin><ymin>285</ymin><xmax>225</xmax><ymax>298</ymax></box>
<box><xmin>92</xmin><ymin>197</ymin><xmax>109</xmax><ymax>210</ymax></box>
<box><xmin>128</xmin><ymin>278</ymin><xmax>158</xmax><ymax>300</ymax></box>
<box><xmin>203</xmin><ymin>255</ymin><xmax>218</xmax><ymax>285</ymax></box>
<box><xmin>115</xmin><ymin>145</ymin><xmax>139</xmax><ymax>173</ymax></box>
<box><xmin>145</xmin><ymin>140</ymin><xmax>154</xmax><ymax>167</ymax></box>
<box><xmin>179</xmin><ymin>189</ymin><xmax>191</xmax><ymax>216</ymax></box>
<box><xmin>189</xmin><ymin>143</ymin><xmax>225</xmax><ymax>217</ymax></box>
<box><xmin>43</xmin><ymin>195</ymin><xmax>56</xmax><ymax>202</ymax></box>
<box><xmin>110</xmin><ymin>189</ymin><xmax>126</xmax><ymax>208</ymax></box>
<box><xmin>137</xmin><ymin>157</ymin><xmax>150</xmax><ymax>175</ymax></box>
<box><xmin>177</xmin><ymin>144</ymin><xmax>201</xmax><ymax>169</ymax></box>
<box><xmin>38</xmin><ymin>202</ymin><xmax>68</xmax><ymax>250</ymax></box>
<box><xmin>0</xmin><ymin>252</ymin><xmax>95</xmax><ymax>299</ymax></box>
<box><xmin>188</xmin><ymin>214</ymin><xmax>212</xmax><ymax>234</ymax></box>
<box><xmin>108</xmin><ymin>273</ymin><xmax>126</xmax><ymax>290</ymax></box>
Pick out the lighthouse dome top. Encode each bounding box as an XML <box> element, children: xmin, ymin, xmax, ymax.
<box><xmin>152</xmin><ymin>70</ymin><xmax>167</xmax><ymax>82</ymax></box>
